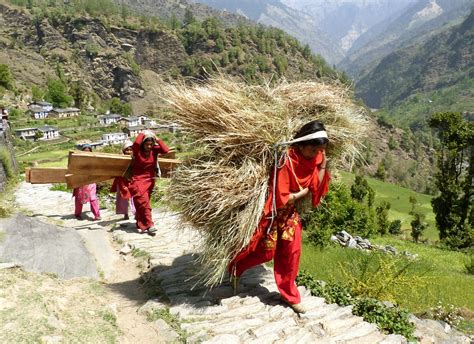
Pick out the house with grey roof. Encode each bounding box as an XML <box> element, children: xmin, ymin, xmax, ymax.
<box><xmin>49</xmin><ymin>107</ymin><xmax>80</xmax><ymax>119</ymax></box>
<box><xmin>37</xmin><ymin>125</ymin><xmax>60</xmax><ymax>140</ymax></box>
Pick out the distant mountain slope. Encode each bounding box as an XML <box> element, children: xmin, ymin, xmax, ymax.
<box><xmin>189</xmin><ymin>0</ymin><xmax>344</xmax><ymax>64</ymax></box>
<box><xmin>356</xmin><ymin>10</ymin><xmax>473</xmax><ymax>110</ymax></box>
<box><xmin>281</xmin><ymin>0</ymin><xmax>415</xmax><ymax>53</ymax></box>
<box><xmin>340</xmin><ymin>0</ymin><xmax>473</xmax><ymax>78</ymax></box>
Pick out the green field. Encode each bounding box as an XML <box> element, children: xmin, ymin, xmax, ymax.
<box><xmin>340</xmin><ymin>171</ymin><xmax>437</xmax><ymax>241</ymax></box>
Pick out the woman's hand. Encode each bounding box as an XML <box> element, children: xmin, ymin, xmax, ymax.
<box><xmin>320</xmin><ymin>150</ymin><xmax>327</xmax><ymax>169</ymax></box>
<box><xmin>288</xmin><ymin>187</ymin><xmax>309</xmax><ymax>204</ymax></box>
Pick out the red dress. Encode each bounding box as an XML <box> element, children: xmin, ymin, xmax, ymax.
<box><xmin>228</xmin><ymin>147</ymin><xmax>330</xmax><ymax>304</ymax></box>
<box><xmin>128</xmin><ymin>133</ymin><xmax>170</xmax><ymax>231</ymax></box>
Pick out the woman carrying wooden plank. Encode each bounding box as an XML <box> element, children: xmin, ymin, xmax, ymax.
<box><xmin>129</xmin><ymin>131</ymin><xmax>170</xmax><ymax>234</ymax></box>
<box><xmin>73</xmin><ymin>144</ymin><xmax>101</xmax><ymax>221</ymax></box>
<box><xmin>228</xmin><ymin>121</ymin><xmax>330</xmax><ymax>314</ymax></box>
<box><xmin>111</xmin><ymin>140</ymin><xmax>135</xmax><ymax>220</ymax></box>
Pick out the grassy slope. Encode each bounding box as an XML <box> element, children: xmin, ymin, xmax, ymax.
<box><xmin>339</xmin><ymin>171</ymin><xmax>437</xmax><ymax>241</ymax></box>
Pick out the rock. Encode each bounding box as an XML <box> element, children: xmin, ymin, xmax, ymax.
<box><xmin>47</xmin><ymin>314</ymin><xmax>66</xmax><ymax>330</ymax></box>
<box><xmin>40</xmin><ymin>336</ymin><xmax>63</xmax><ymax>344</ymax></box>
<box><xmin>347</xmin><ymin>238</ymin><xmax>358</xmax><ymax>248</ymax></box>
<box><xmin>137</xmin><ymin>298</ymin><xmax>167</xmax><ymax>316</ymax></box>
<box><xmin>153</xmin><ymin>319</ymin><xmax>179</xmax><ymax>342</ymax></box>
<box><xmin>336</xmin><ymin>230</ymin><xmax>353</xmax><ymax>242</ymax></box>
<box><xmin>0</xmin><ymin>262</ymin><xmax>22</xmax><ymax>270</ymax></box>
<box><xmin>382</xmin><ymin>301</ymin><xmax>395</xmax><ymax>308</ymax></box>
<box><xmin>202</xmin><ymin>334</ymin><xmax>241</xmax><ymax>344</ymax></box>
<box><xmin>119</xmin><ymin>242</ymin><xmax>134</xmax><ymax>255</ymax></box>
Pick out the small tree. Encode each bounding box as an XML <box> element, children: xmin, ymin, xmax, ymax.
<box><xmin>376</xmin><ymin>201</ymin><xmax>391</xmax><ymax>235</ymax></box>
<box><xmin>45</xmin><ymin>78</ymin><xmax>73</xmax><ymax>108</ymax></box>
<box><xmin>374</xmin><ymin>161</ymin><xmax>386</xmax><ymax>181</ymax></box>
<box><xmin>0</xmin><ymin>64</ymin><xmax>14</xmax><ymax>91</ymax></box>
<box><xmin>429</xmin><ymin>112</ymin><xmax>473</xmax><ymax>249</ymax></box>
<box><xmin>389</xmin><ymin>220</ymin><xmax>402</xmax><ymax>235</ymax></box>
<box><xmin>411</xmin><ymin>213</ymin><xmax>427</xmax><ymax>243</ymax></box>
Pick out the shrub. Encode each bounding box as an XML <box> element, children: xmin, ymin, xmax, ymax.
<box><xmin>297</xmin><ymin>270</ymin><xmax>416</xmax><ymax>340</ymax></box>
<box><xmin>305</xmin><ymin>182</ymin><xmax>377</xmax><ymax>247</ymax></box>
<box><xmin>338</xmin><ymin>252</ymin><xmax>429</xmax><ymax>304</ymax></box>
<box><xmin>465</xmin><ymin>252</ymin><xmax>474</xmax><ymax>275</ymax></box>
<box><xmin>352</xmin><ymin>298</ymin><xmax>415</xmax><ymax>340</ymax></box>
<box><xmin>375</xmin><ymin>201</ymin><xmax>391</xmax><ymax>235</ymax></box>
<box><xmin>389</xmin><ymin>220</ymin><xmax>402</xmax><ymax>235</ymax></box>
<box><xmin>0</xmin><ymin>147</ymin><xmax>14</xmax><ymax>179</ymax></box>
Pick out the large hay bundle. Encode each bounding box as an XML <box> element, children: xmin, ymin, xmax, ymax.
<box><xmin>162</xmin><ymin>76</ymin><xmax>369</xmax><ymax>286</ymax></box>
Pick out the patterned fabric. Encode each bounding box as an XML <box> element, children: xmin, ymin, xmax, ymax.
<box><xmin>263</xmin><ymin>204</ymin><xmax>300</xmax><ymax>250</ymax></box>
<box><xmin>74</xmin><ymin>183</ymin><xmax>97</xmax><ymax>204</ymax></box>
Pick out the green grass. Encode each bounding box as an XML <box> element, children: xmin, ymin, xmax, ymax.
<box><xmin>340</xmin><ymin>171</ymin><xmax>437</xmax><ymax>241</ymax></box>
<box><xmin>300</xmin><ymin>236</ymin><xmax>474</xmax><ymax>317</ymax></box>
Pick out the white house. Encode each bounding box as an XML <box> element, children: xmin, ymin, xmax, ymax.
<box><xmin>99</xmin><ymin>114</ymin><xmax>122</xmax><ymax>126</ymax></box>
<box><xmin>49</xmin><ymin>107</ymin><xmax>80</xmax><ymax>118</ymax></box>
<box><xmin>119</xmin><ymin>116</ymin><xmax>140</xmax><ymax>128</ymax></box>
<box><xmin>122</xmin><ymin>125</ymin><xmax>145</xmax><ymax>138</ymax></box>
<box><xmin>101</xmin><ymin>132</ymin><xmax>128</xmax><ymax>145</ymax></box>
<box><xmin>38</xmin><ymin>125</ymin><xmax>60</xmax><ymax>140</ymax></box>
<box><xmin>27</xmin><ymin>106</ymin><xmax>50</xmax><ymax>119</ymax></box>
<box><xmin>28</xmin><ymin>101</ymin><xmax>53</xmax><ymax>112</ymax></box>
<box><xmin>15</xmin><ymin>127</ymin><xmax>38</xmax><ymax>141</ymax></box>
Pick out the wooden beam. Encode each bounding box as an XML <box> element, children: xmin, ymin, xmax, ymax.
<box><xmin>28</xmin><ymin>167</ymin><xmax>68</xmax><ymax>184</ymax></box>
<box><xmin>25</xmin><ymin>168</ymin><xmax>31</xmax><ymax>182</ymax></box>
<box><xmin>68</xmin><ymin>151</ymin><xmax>181</xmax><ymax>177</ymax></box>
<box><xmin>66</xmin><ymin>174</ymin><xmax>113</xmax><ymax>189</ymax></box>
<box><xmin>68</xmin><ymin>151</ymin><xmax>132</xmax><ymax>177</ymax></box>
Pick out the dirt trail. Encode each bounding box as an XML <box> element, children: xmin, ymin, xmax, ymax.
<box><xmin>11</xmin><ymin>182</ymin><xmax>164</xmax><ymax>343</ymax></box>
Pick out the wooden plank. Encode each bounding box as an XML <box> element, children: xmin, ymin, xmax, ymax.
<box><xmin>68</xmin><ymin>151</ymin><xmax>132</xmax><ymax>177</ymax></box>
<box><xmin>68</xmin><ymin>151</ymin><xmax>181</xmax><ymax>177</ymax></box>
<box><xmin>25</xmin><ymin>168</ymin><xmax>31</xmax><ymax>182</ymax></box>
<box><xmin>28</xmin><ymin>167</ymin><xmax>68</xmax><ymax>184</ymax></box>
<box><xmin>66</xmin><ymin>174</ymin><xmax>114</xmax><ymax>189</ymax></box>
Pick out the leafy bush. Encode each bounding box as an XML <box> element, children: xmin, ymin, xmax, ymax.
<box><xmin>296</xmin><ymin>270</ymin><xmax>354</xmax><ymax>306</ymax></box>
<box><xmin>0</xmin><ymin>147</ymin><xmax>15</xmax><ymax>179</ymax></box>
<box><xmin>352</xmin><ymin>298</ymin><xmax>415</xmax><ymax>340</ymax></box>
<box><xmin>338</xmin><ymin>252</ymin><xmax>429</xmax><ymax>303</ymax></box>
<box><xmin>389</xmin><ymin>220</ymin><xmax>402</xmax><ymax>235</ymax></box>
<box><xmin>465</xmin><ymin>253</ymin><xmax>474</xmax><ymax>275</ymax></box>
<box><xmin>297</xmin><ymin>270</ymin><xmax>416</xmax><ymax>339</ymax></box>
<box><xmin>305</xmin><ymin>181</ymin><xmax>376</xmax><ymax>247</ymax></box>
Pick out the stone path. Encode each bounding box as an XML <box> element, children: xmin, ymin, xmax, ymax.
<box><xmin>112</xmin><ymin>215</ymin><xmax>408</xmax><ymax>343</ymax></box>
<box><xmin>12</xmin><ymin>182</ymin><xmax>472</xmax><ymax>343</ymax></box>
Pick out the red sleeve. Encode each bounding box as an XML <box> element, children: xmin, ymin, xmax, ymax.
<box><xmin>153</xmin><ymin>138</ymin><xmax>170</xmax><ymax>155</ymax></box>
<box><xmin>312</xmin><ymin>170</ymin><xmax>330</xmax><ymax>207</ymax></box>
<box><xmin>263</xmin><ymin>165</ymin><xmax>291</xmax><ymax>215</ymax></box>
<box><xmin>133</xmin><ymin>132</ymin><xmax>146</xmax><ymax>156</ymax></box>
<box><xmin>275</xmin><ymin>165</ymin><xmax>291</xmax><ymax>209</ymax></box>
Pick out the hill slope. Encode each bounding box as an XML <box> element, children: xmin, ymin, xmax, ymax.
<box><xmin>340</xmin><ymin>0</ymin><xmax>473</xmax><ymax>78</ymax></box>
<box><xmin>0</xmin><ymin>0</ymin><xmax>342</xmax><ymax>113</ymax></box>
<box><xmin>355</xmin><ymin>10</ymin><xmax>473</xmax><ymax>129</ymax></box>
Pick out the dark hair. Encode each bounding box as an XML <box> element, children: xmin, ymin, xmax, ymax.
<box><xmin>293</xmin><ymin>120</ymin><xmax>329</xmax><ymax>146</ymax></box>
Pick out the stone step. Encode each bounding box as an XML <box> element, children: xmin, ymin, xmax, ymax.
<box><xmin>329</xmin><ymin>322</ymin><xmax>379</xmax><ymax>342</ymax></box>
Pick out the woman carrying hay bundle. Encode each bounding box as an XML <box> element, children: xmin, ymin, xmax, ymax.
<box><xmin>228</xmin><ymin>120</ymin><xmax>330</xmax><ymax>314</ymax></box>
<box><xmin>129</xmin><ymin>131</ymin><xmax>169</xmax><ymax>234</ymax></box>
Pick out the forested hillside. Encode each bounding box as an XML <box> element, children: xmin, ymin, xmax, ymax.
<box><xmin>356</xmin><ymin>10</ymin><xmax>473</xmax><ymax>129</ymax></box>
<box><xmin>0</xmin><ymin>0</ymin><xmax>344</xmax><ymax>113</ymax></box>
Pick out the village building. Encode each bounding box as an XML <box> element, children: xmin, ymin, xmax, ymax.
<box><xmin>101</xmin><ymin>132</ymin><xmax>128</xmax><ymax>145</ymax></box>
<box><xmin>37</xmin><ymin>125</ymin><xmax>60</xmax><ymax>140</ymax></box>
<box><xmin>122</xmin><ymin>125</ymin><xmax>145</xmax><ymax>138</ymax></box>
<box><xmin>1</xmin><ymin>106</ymin><xmax>9</xmax><ymax>121</ymax></box>
<box><xmin>15</xmin><ymin>127</ymin><xmax>39</xmax><ymax>141</ymax></box>
<box><xmin>49</xmin><ymin>107</ymin><xmax>80</xmax><ymax>119</ymax></box>
<box><xmin>28</xmin><ymin>101</ymin><xmax>53</xmax><ymax>112</ymax></box>
<box><xmin>119</xmin><ymin>116</ymin><xmax>140</xmax><ymax>128</ymax></box>
<box><xmin>98</xmin><ymin>114</ymin><xmax>122</xmax><ymax>126</ymax></box>
<box><xmin>27</xmin><ymin>107</ymin><xmax>50</xmax><ymax>119</ymax></box>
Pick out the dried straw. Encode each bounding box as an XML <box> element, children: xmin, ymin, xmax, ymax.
<box><xmin>162</xmin><ymin>75</ymin><xmax>369</xmax><ymax>287</ymax></box>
